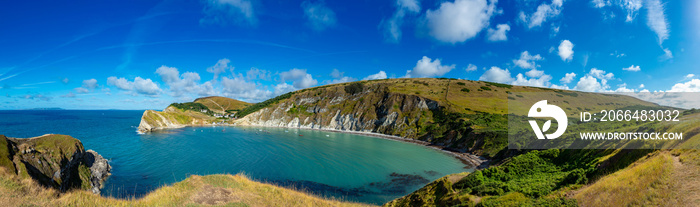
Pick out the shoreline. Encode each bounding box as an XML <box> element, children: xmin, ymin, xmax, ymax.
<box><xmin>247</xmin><ymin>125</ymin><xmax>491</xmax><ymax>169</ymax></box>
<box><xmin>149</xmin><ymin>123</ymin><xmax>490</xmax><ymax>169</ymax></box>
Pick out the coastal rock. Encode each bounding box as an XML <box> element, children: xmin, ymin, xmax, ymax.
<box><xmin>0</xmin><ymin>134</ymin><xmax>111</xmax><ymax>194</ymax></box>
<box><xmin>85</xmin><ymin>150</ymin><xmax>111</xmax><ymax>194</ymax></box>
<box><xmin>137</xmin><ymin>107</ymin><xmax>214</xmax><ymax>133</ymax></box>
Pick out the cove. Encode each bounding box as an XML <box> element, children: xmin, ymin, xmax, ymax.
<box><xmin>0</xmin><ymin>110</ymin><xmax>471</xmax><ymax>205</ymax></box>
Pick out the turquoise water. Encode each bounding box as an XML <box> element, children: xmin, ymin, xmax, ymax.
<box><xmin>0</xmin><ymin>110</ymin><xmax>471</xmax><ymax>204</ymax></box>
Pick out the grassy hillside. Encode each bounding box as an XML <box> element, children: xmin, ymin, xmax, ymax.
<box><xmin>385</xmin><ymin>109</ymin><xmax>700</xmax><ymax>206</ymax></box>
<box><xmin>234</xmin><ymin>78</ymin><xmax>660</xmax><ymax>159</ymax></box>
<box><xmin>194</xmin><ymin>96</ymin><xmax>251</xmax><ymax>114</ymax></box>
<box><xmin>0</xmin><ymin>167</ymin><xmax>373</xmax><ymax>207</ymax></box>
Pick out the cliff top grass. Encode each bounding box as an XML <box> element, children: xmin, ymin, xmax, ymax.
<box><xmin>238</xmin><ymin>78</ymin><xmax>658</xmax><ymax>117</ymax></box>
<box><xmin>0</xmin><ymin>167</ymin><xmax>374</xmax><ymax>207</ymax></box>
<box><xmin>194</xmin><ymin>96</ymin><xmax>251</xmax><ymax>113</ymax></box>
<box><xmin>0</xmin><ymin>135</ymin><xmax>15</xmax><ymax>173</ymax></box>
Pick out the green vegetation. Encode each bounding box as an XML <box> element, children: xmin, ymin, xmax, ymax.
<box><xmin>480</xmin><ymin>86</ymin><xmax>492</xmax><ymax>91</ymax></box>
<box><xmin>236</xmin><ymin>92</ymin><xmax>294</xmax><ymax>118</ymax></box>
<box><xmin>456</xmin><ymin>82</ymin><xmax>466</xmax><ymax>86</ymax></box>
<box><xmin>287</xmin><ymin>104</ymin><xmax>313</xmax><ymax>116</ymax></box>
<box><xmin>0</xmin><ymin>136</ymin><xmax>15</xmax><ymax>173</ymax></box>
<box><xmin>169</xmin><ymin>102</ymin><xmax>212</xmax><ymax>115</ymax></box>
<box><xmin>344</xmin><ymin>82</ymin><xmax>364</xmax><ymax>95</ymax></box>
<box><xmin>461</xmin><ymin>88</ymin><xmax>470</xmax><ymax>92</ymax></box>
<box><xmin>484</xmin><ymin>82</ymin><xmax>513</xmax><ymax>89</ymax></box>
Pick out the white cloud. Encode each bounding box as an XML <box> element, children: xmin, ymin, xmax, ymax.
<box><xmin>363</xmin><ymin>71</ymin><xmax>388</xmax><ymax>80</ymax></box>
<box><xmin>279</xmin><ymin>68</ymin><xmax>318</xmax><ymax>89</ymax></box>
<box><xmin>661</xmin><ymin>48</ymin><xmax>673</xmax><ymax>60</ymax></box>
<box><xmin>668</xmin><ymin>79</ymin><xmax>700</xmax><ymax>92</ymax></box>
<box><xmin>324</xmin><ymin>69</ymin><xmax>357</xmax><ymax>84</ymax></box>
<box><xmin>560</xmin><ymin>72</ymin><xmax>576</xmax><ymax>84</ymax></box>
<box><xmin>74</xmin><ymin>79</ymin><xmax>98</xmax><ymax>93</ymax></box>
<box><xmin>639</xmin><ymin>84</ymin><xmax>645</xmax><ymax>88</ymax></box>
<box><xmin>572</xmin><ymin>68</ymin><xmax>616</xmax><ymax>92</ymax></box>
<box><xmin>221</xmin><ymin>76</ymin><xmax>273</xmax><ymax>102</ymax></box>
<box><xmin>686</xmin><ymin>74</ymin><xmax>696</xmax><ymax>79</ymax></box>
<box><xmin>513</xmin><ymin>73</ymin><xmax>552</xmax><ymax>87</ymax></box>
<box><xmin>423</xmin><ymin>0</ymin><xmax>497</xmax><ymax>43</ymax></box>
<box><xmin>479</xmin><ymin>66</ymin><xmax>513</xmax><ymax>83</ymax></box>
<box><xmin>589</xmin><ymin>68</ymin><xmax>615</xmax><ymax>81</ymax></box>
<box><xmin>622</xmin><ymin>65</ymin><xmax>641</xmax><ymax>72</ymax></box>
<box><xmin>405</xmin><ymin>56</ymin><xmax>455</xmax><ymax>78</ymax></box>
<box><xmin>156</xmin><ymin>65</ymin><xmax>214</xmax><ymax>97</ymax></box>
<box><xmin>512</xmin><ymin>51</ymin><xmax>543</xmax><ymax>69</ymax></box>
<box><xmin>61</xmin><ymin>92</ymin><xmax>76</xmax><ymax>98</ymax></box>
<box><xmin>246</xmin><ymin>67</ymin><xmax>270</xmax><ymax>80</ymax></box>
<box><xmin>486</xmin><ymin>24</ymin><xmax>510</xmax><ymax>41</ymax></box>
<box><xmin>62</xmin><ymin>78</ymin><xmax>69</xmax><ymax>84</ymax></box>
<box><xmin>591</xmin><ymin>0</ymin><xmax>610</xmax><ymax>8</ymax></box>
<box><xmin>273</xmin><ymin>83</ymin><xmax>297</xmax><ymax>95</ymax></box>
<box><xmin>525</xmin><ymin>69</ymin><xmax>545</xmax><ymax>78</ymax></box>
<box><xmin>614</xmin><ymin>83</ymin><xmax>635</xmax><ymax>92</ymax></box>
<box><xmin>301</xmin><ymin>0</ymin><xmax>337</xmax><ymax>31</ymax></box>
<box><xmin>330</xmin><ymin>69</ymin><xmax>344</xmax><ymax>79</ymax></box>
<box><xmin>207</xmin><ymin>58</ymin><xmax>232</xmax><ymax>80</ymax></box>
<box><xmin>380</xmin><ymin>0</ymin><xmax>421</xmax><ymax>43</ymax></box>
<box><xmin>465</xmin><ymin>64</ymin><xmax>478</xmax><ymax>72</ymax></box>
<box><xmin>574</xmin><ymin>75</ymin><xmax>606</xmax><ymax>92</ymax></box>
<box><xmin>83</xmin><ymin>79</ymin><xmax>98</xmax><ymax>89</ymax></box>
<box><xmin>558</xmin><ymin>40</ymin><xmax>574</xmax><ymax>61</ymax></box>
<box><xmin>133</xmin><ymin>77</ymin><xmax>162</xmax><ymax>96</ymax></box>
<box><xmin>107</xmin><ymin>77</ymin><xmax>132</xmax><ymax>91</ymax></box>
<box><xmin>645</xmin><ymin>0</ymin><xmax>669</xmax><ymax>44</ymax></box>
<box><xmin>519</xmin><ymin>0</ymin><xmax>563</xmax><ymax>29</ymax></box>
<box><xmin>107</xmin><ymin>76</ymin><xmax>162</xmax><ymax>96</ymax></box>
<box><xmin>74</xmin><ymin>88</ymin><xmax>89</xmax><ymax>93</ymax></box>
<box><xmin>616</xmin><ymin>0</ymin><xmax>643</xmax><ymax>22</ymax></box>
<box><xmin>479</xmin><ymin>66</ymin><xmax>553</xmax><ymax>87</ymax></box>
<box><xmin>201</xmin><ymin>0</ymin><xmax>256</xmax><ymax>26</ymax></box>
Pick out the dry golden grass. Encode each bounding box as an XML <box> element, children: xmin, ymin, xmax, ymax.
<box><xmin>0</xmin><ymin>168</ymin><xmax>374</xmax><ymax>207</ymax></box>
<box><xmin>573</xmin><ymin>151</ymin><xmax>675</xmax><ymax>206</ymax></box>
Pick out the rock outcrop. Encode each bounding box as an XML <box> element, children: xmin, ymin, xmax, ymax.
<box><xmin>138</xmin><ymin>106</ymin><xmax>215</xmax><ymax>133</ymax></box>
<box><xmin>235</xmin><ymin>87</ymin><xmax>439</xmax><ymax>139</ymax></box>
<box><xmin>0</xmin><ymin>134</ymin><xmax>111</xmax><ymax>194</ymax></box>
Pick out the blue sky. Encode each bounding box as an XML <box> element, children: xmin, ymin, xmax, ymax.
<box><xmin>1</xmin><ymin>0</ymin><xmax>698</xmax><ymax>110</ymax></box>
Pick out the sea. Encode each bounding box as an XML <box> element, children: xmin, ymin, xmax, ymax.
<box><xmin>0</xmin><ymin>110</ymin><xmax>471</xmax><ymax>205</ymax></box>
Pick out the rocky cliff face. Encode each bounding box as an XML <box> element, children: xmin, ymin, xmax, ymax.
<box><xmin>235</xmin><ymin>83</ymin><xmax>440</xmax><ymax>139</ymax></box>
<box><xmin>0</xmin><ymin>134</ymin><xmax>111</xmax><ymax>194</ymax></box>
<box><xmin>138</xmin><ymin>106</ymin><xmax>214</xmax><ymax>133</ymax></box>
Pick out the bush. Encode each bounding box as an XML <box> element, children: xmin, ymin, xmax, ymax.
<box><xmin>344</xmin><ymin>82</ymin><xmax>364</xmax><ymax>95</ymax></box>
<box><xmin>561</xmin><ymin>169</ymin><xmax>588</xmax><ymax>185</ymax></box>
<box><xmin>456</xmin><ymin>82</ymin><xmax>466</xmax><ymax>85</ymax></box>
<box><xmin>461</xmin><ymin>88</ymin><xmax>470</xmax><ymax>92</ymax></box>
<box><xmin>169</xmin><ymin>102</ymin><xmax>211</xmax><ymax>114</ymax></box>
<box><xmin>480</xmin><ymin>86</ymin><xmax>492</xmax><ymax>91</ymax></box>
<box><xmin>236</xmin><ymin>92</ymin><xmax>294</xmax><ymax>118</ymax></box>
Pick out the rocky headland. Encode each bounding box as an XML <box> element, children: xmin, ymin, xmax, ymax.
<box><xmin>0</xmin><ymin>134</ymin><xmax>111</xmax><ymax>194</ymax></box>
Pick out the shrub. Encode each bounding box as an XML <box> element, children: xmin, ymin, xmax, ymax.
<box><xmin>480</xmin><ymin>86</ymin><xmax>492</xmax><ymax>91</ymax></box>
<box><xmin>461</xmin><ymin>88</ymin><xmax>470</xmax><ymax>92</ymax></box>
<box><xmin>344</xmin><ymin>82</ymin><xmax>364</xmax><ymax>95</ymax></box>
<box><xmin>236</xmin><ymin>92</ymin><xmax>294</xmax><ymax>118</ymax></box>
<box><xmin>456</xmin><ymin>82</ymin><xmax>466</xmax><ymax>85</ymax></box>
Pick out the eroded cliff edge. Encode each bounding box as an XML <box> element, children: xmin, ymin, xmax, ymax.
<box><xmin>137</xmin><ymin>106</ymin><xmax>216</xmax><ymax>133</ymax></box>
<box><xmin>0</xmin><ymin>134</ymin><xmax>111</xmax><ymax>194</ymax></box>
